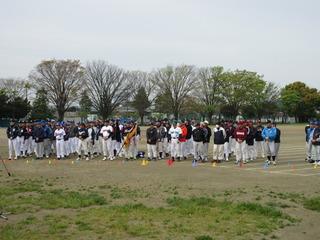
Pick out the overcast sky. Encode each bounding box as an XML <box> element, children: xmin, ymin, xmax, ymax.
<box><xmin>1</xmin><ymin>0</ymin><xmax>319</xmax><ymax>89</ymax></box>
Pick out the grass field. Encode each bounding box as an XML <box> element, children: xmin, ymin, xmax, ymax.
<box><xmin>0</xmin><ymin>125</ymin><xmax>320</xmax><ymax>240</ymax></box>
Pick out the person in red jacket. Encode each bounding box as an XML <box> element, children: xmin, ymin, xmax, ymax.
<box><xmin>234</xmin><ymin>121</ymin><xmax>248</xmax><ymax>164</ymax></box>
<box><xmin>178</xmin><ymin>122</ymin><xmax>188</xmax><ymax>161</ymax></box>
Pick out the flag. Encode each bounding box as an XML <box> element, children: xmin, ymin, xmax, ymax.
<box><xmin>124</xmin><ymin>124</ymin><xmax>138</xmax><ymax>148</ymax></box>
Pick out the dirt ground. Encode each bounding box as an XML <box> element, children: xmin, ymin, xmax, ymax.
<box><xmin>0</xmin><ymin>125</ymin><xmax>320</xmax><ymax>240</ymax></box>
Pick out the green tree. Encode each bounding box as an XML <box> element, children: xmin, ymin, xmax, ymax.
<box><xmin>242</xmin><ymin>82</ymin><xmax>280</xmax><ymax>119</ymax></box>
<box><xmin>220</xmin><ymin>70</ymin><xmax>266</xmax><ymax>119</ymax></box>
<box><xmin>131</xmin><ymin>87</ymin><xmax>151</xmax><ymax>124</ymax></box>
<box><xmin>0</xmin><ymin>89</ymin><xmax>9</xmax><ymax>118</ymax></box>
<box><xmin>0</xmin><ymin>88</ymin><xmax>31</xmax><ymax>119</ymax></box>
<box><xmin>79</xmin><ymin>90</ymin><xmax>92</xmax><ymax>121</ymax></box>
<box><xmin>281</xmin><ymin>81</ymin><xmax>320</xmax><ymax>122</ymax></box>
<box><xmin>8</xmin><ymin>97</ymin><xmax>31</xmax><ymax>119</ymax></box>
<box><xmin>31</xmin><ymin>88</ymin><xmax>54</xmax><ymax>120</ymax></box>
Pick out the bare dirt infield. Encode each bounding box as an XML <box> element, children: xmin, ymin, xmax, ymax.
<box><xmin>0</xmin><ymin>124</ymin><xmax>320</xmax><ymax>240</ymax></box>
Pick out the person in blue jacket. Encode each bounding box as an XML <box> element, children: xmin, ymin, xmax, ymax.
<box><xmin>306</xmin><ymin>121</ymin><xmax>316</xmax><ymax>163</ymax></box>
<box><xmin>42</xmin><ymin>121</ymin><xmax>53</xmax><ymax>158</ymax></box>
<box><xmin>262</xmin><ymin>120</ymin><xmax>277</xmax><ymax>165</ymax></box>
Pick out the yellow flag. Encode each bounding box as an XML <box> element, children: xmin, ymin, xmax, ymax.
<box><xmin>124</xmin><ymin>124</ymin><xmax>138</xmax><ymax>148</ymax></box>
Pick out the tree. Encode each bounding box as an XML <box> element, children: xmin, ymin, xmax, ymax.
<box><xmin>131</xmin><ymin>87</ymin><xmax>151</xmax><ymax>124</ymax></box>
<box><xmin>8</xmin><ymin>97</ymin><xmax>31</xmax><ymax>119</ymax></box>
<box><xmin>281</xmin><ymin>81</ymin><xmax>320</xmax><ymax>122</ymax></box>
<box><xmin>30</xmin><ymin>88</ymin><xmax>54</xmax><ymax>120</ymax></box>
<box><xmin>0</xmin><ymin>78</ymin><xmax>28</xmax><ymax>98</ymax></box>
<box><xmin>152</xmin><ymin>65</ymin><xmax>197</xmax><ymax>119</ymax></box>
<box><xmin>242</xmin><ymin>82</ymin><xmax>280</xmax><ymax>119</ymax></box>
<box><xmin>0</xmin><ymin>89</ymin><xmax>9</xmax><ymax>118</ymax></box>
<box><xmin>220</xmin><ymin>70</ymin><xmax>266</xmax><ymax>119</ymax></box>
<box><xmin>0</xmin><ymin>88</ymin><xmax>31</xmax><ymax>119</ymax></box>
<box><xmin>127</xmin><ymin>71</ymin><xmax>156</xmax><ymax>103</ymax></box>
<box><xmin>29</xmin><ymin>59</ymin><xmax>85</xmax><ymax>120</ymax></box>
<box><xmin>79</xmin><ymin>90</ymin><xmax>92</xmax><ymax>121</ymax></box>
<box><xmin>195</xmin><ymin>66</ymin><xmax>225</xmax><ymax>123</ymax></box>
<box><xmin>85</xmin><ymin>60</ymin><xmax>132</xmax><ymax>119</ymax></box>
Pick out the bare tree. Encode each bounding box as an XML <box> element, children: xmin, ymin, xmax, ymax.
<box><xmin>127</xmin><ymin>71</ymin><xmax>156</xmax><ymax>103</ymax></box>
<box><xmin>29</xmin><ymin>59</ymin><xmax>85</xmax><ymax>120</ymax></box>
<box><xmin>195</xmin><ymin>66</ymin><xmax>225</xmax><ymax>123</ymax></box>
<box><xmin>0</xmin><ymin>78</ymin><xmax>26</xmax><ymax>97</ymax></box>
<box><xmin>85</xmin><ymin>60</ymin><xmax>132</xmax><ymax>119</ymax></box>
<box><xmin>152</xmin><ymin>65</ymin><xmax>197</xmax><ymax>119</ymax></box>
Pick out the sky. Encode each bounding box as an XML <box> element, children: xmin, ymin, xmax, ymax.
<box><xmin>1</xmin><ymin>0</ymin><xmax>320</xmax><ymax>89</ymax></box>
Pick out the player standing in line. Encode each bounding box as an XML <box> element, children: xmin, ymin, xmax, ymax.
<box><xmin>305</xmin><ymin>121</ymin><xmax>315</xmax><ymax>162</ymax></box>
<box><xmin>254</xmin><ymin>121</ymin><xmax>265</xmax><ymax>159</ymax></box>
<box><xmin>212</xmin><ymin>122</ymin><xmax>226</xmax><ymax>163</ymax></box>
<box><xmin>146</xmin><ymin>122</ymin><xmax>158</xmax><ymax>161</ymax></box>
<box><xmin>168</xmin><ymin>122</ymin><xmax>182</xmax><ymax>162</ymax></box>
<box><xmin>234</xmin><ymin>121</ymin><xmax>248</xmax><ymax>165</ymax></box>
<box><xmin>76</xmin><ymin>123</ymin><xmax>89</xmax><ymax>161</ymax></box>
<box><xmin>101</xmin><ymin>121</ymin><xmax>114</xmax><ymax>161</ymax></box>
<box><xmin>262</xmin><ymin>120</ymin><xmax>277</xmax><ymax>165</ymax></box>
<box><xmin>192</xmin><ymin>123</ymin><xmax>205</xmax><ymax>164</ymax></box>
<box><xmin>311</xmin><ymin>121</ymin><xmax>320</xmax><ymax>165</ymax></box>
<box><xmin>33</xmin><ymin>121</ymin><xmax>45</xmax><ymax>159</ymax></box>
<box><xmin>156</xmin><ymin>121</ymin><xmax>166</xmax><ymax>160</ymax></box>
<box><xmin>54</xmin><ymin>124</ymin><xmax>65</xmax><ymax>160</ymax></box>
<box><xmin>274</xmin><ymin>123</ymin><xmax>281</xmax><ymax>162</ymax></box>
<box><xmin>202</xmin><ymin>121</ymin><xmax>212</xmax><ymax>162</ymax></box>
<box><xmin>6</xmin><ymin>120</ymin><xmax>20</xmax><ymax>160</ymax></box>
<box><xmin>223</xmin><ymin>121</ymin><xmax>232</xmax><ymax>161</ymax></box>
<box><xmin>178</xmin><ymin>122</ymin><xmax>188</xmax><ymax>161</ymax></box>
<box><xmin>246</xmin><ymin>121</ymin><xmax>256</xmax><ymax>163</ymax></box>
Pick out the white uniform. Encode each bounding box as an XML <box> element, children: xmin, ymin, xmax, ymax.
<box><xmin>101</xmin><ymin>125</ymin><xmax>114</xmax><ymax>160</ymax></box>
<box><xmin>54</xmin><ymin>128</ymin><xmax>65</xmax><ymax>159</ymax></box>
<box><xmin>168</xmin><ymin>126</ymin><xmax>182</xmax><ymax>159</ymax></box>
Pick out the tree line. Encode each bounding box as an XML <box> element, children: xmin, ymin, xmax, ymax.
<box><xmin>0</xmin><ymin>59</ymin><xmax>319</xmax><ymax>123</ymax></box>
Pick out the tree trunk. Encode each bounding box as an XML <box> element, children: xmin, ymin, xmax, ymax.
<box><xmin>140</xmin><ymin>115</ymin><xmax>144</xmax><ymax>125</ymax></box>
<box><xmin>57</xmin><ymin>109</ymin><xmax>65</xmax><ymax>121</ymax></box>
<box><xmin>207</xmin><ymin>112</ymin><xmax>213</xmax><ymax>124</ymax></box>
<box><xmin>174</xmin><ymin>109</ymin><xmax>179</xmax><ymax>120</ymax></box>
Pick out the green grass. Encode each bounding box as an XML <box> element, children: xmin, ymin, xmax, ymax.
<box><xmin>0</xmin><ymin>180</ymin><xmax>107</xmax><ymax>213</ymax></box>
<box><xmin>303</xmin><ymin>197</ymin><xmax>320</xmax><ymax>212</ymax></box>
<box><xmin>0</xmin><ymin>196</ymin><xmax>295</xmax><ymax>240</ymax></box>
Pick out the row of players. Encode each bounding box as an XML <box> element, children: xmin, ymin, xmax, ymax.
<box><xmin>6</xmin><ymin>119</ymin><xmax>283</xmax><ymax>165</ymax></box>
<box><xmin>146</xmin><ymin>119</ymin><xmax>280</xmax><ymax>165</ymax></box>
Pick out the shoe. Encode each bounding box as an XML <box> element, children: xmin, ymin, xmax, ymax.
<box><xmin>46</xmin><ymin>155</ymin><xmax>49</xmax><ymax>159</ymax></box>
<box><xmin>14</xmin><ymin>156</ymin><xmax>18</xmax><ymax>160</ymax></box>
<box><xmin>85</xmin><ymin>157</ymin><xmax>89</xmax><ymax>161</ymax></box>
<box><xmin>76</xmin><ymin>157</ymin><xmax>80</xmax><ymax>161</ymax></box>
<box><xmin>8</xmin><ymin>158</ymin><xmax>11</xmax><ymax>161</ymax></box>
<box><xmin>110</xmin><ymin>157</ymin><xmax>114</xmax><ymax>161</ymax></box>
<box><xmin>272</xmin><ymin>161</ymin><xmax>277</xmax><ymax>165</ymax></box>
<box><xmin>225</xmin><ymin>159</ymin><xmax>229</xmax><ymax>162</ymax></box>
<box><xmin>102</xmin><ymin>157</ymin><xmax>107</xmax><ymax>161</ymax></box>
